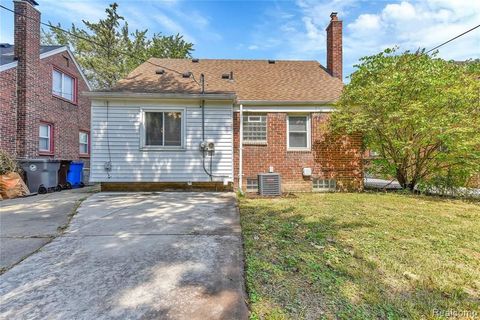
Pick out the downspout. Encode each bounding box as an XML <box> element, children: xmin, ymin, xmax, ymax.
<box><xmin>201</xmin><ymin>74</ymin><xmax>205</xmax><ymax>141</ymax></box>
<box><xmin>238</xmin><ymin>103</ymin><xmax>244</xmax><ymax>194</ymax></box>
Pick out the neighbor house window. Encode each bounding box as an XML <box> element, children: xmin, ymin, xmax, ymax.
<box><xmin>313</xmin><ymin>179</ymin><xmax>336</xmax><ymax>192</ymax></box>
<box><xmin>79</xmin><ymin>131</ymin><xmax>89</xmax><ymax>155</ymax></box>
<box><xmin>142</xmin><ymin>110</ymin><xmax>184</xmax><ymax>149</ymax></box>
<box><xmin>39</xmin><ymin>123</ymin><xmax>53</xmax><ymax>153</ymax></box>
<box><xmin>243</xmin><ymin>113</ymin><xmax>267</xmax><ymax>144</ymax></box>
<box><xmin>246</xmin><ymin>178</ymin><xmax>259</xmax><ymax>192</ymax></box>
<box><xmin>52</xmin><ymin>69</ymin><xmax>76</xmax><ymax>102</ymax></box>
<box><xmin>287</xmin><ymin>115</ymin><xmax>310</xmax><ymax>150</ymax></box>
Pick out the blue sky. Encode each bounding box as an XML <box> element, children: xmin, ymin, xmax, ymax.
<box><xmin>1</xmin><ymin>0</ymin><xmax>479</xmax><ymax>80</ymax></box>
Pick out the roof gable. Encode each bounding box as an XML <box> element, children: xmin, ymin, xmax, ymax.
<box><xmin>0</xmin><ymin>45</ymin><xmax>91</xmax><ymax>90</ymax></box>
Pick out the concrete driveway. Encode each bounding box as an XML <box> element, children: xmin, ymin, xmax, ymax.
<box><xmin>0</xmin><ymin>186</ymin><xmax>97</xmax><ymax>272</ymax></box>
<box><xmin>0</xmin><ymin>192</ymin><xmax>248</xmax><ymax>320</ymax></box>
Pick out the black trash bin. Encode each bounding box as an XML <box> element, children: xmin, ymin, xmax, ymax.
<box><xmin>19</xmin><ymin>159</ymin><xmax>61</xmax><ymax>194</ymax></box>
<box><xmin>58</xmin><ymin>160</ymin><xmax>72</xmax><ymax>190</ymax></box>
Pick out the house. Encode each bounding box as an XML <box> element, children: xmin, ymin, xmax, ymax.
<box><xmin>87</xmin><ymin>12</ymin><xmax>363</xmax><ymax>192</ymax></box>
<box><xmin>0</xmin><ymin>0</ymin><xmax>91</xmax><ymax>181</ymax></box>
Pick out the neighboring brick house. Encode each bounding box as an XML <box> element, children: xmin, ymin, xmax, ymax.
<box><xmin>86</xmin><ymin>12</ymin><xmax>363</xmax><ymax>192</ymax></box>
<box><xmin>0</xmin><ymin>0</ymin><xmax>91</xmax><ymax>179</ymax></box>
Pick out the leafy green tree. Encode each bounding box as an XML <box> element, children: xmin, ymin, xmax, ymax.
<box><xmin>42</xmin><ymin>3</ymin><xmax>193</xmax><ymax>89</ymax></box>
<box><xmin>331</xmin><ymin>48</ymin><xmax>480</xmax><ymax>190</ymax></box>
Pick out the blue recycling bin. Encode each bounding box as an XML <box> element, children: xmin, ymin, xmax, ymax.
<box><xmin>67</xmin><ymin>161</ymin><xmax>84</xmax><ymax>188</ymax></box>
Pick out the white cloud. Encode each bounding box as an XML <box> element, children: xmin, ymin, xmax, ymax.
<box><xmin>245</xmin><ymin>0</ymin><xmax>479</xmax><ymax>79</ymax></box>
<box><xmin>346</xmin><ymin>0</ymin><xmax>480</xmax><ymax>58</ymax></box>
<box><xmin>382</xmin><ymin>2</ymin><xmax>416</xmax><ymax>21</ymax></box>
<box><xmin>348</xmin><ymin>13</ymin><xmax>381</xmax><ymax>33</ymax></box>
<box><xmin>153</xmin><ymin>12</ymin><xmax>196</xmax><ymax>43</ymax></box>
<box><xmin>40</xmin><ymin>0</ymin><xmax>107</xmax><ymax>25</ymax></box>
<box><xmin>149</xmin><ymin>2</ymin><xmax>221</xmax><ymax>43</ymax></box>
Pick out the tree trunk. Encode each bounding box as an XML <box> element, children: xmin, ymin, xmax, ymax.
<box><xmin>396</xmin><ymin>169</ymin><xmax>408</xmax><ymax>189</ymax></box>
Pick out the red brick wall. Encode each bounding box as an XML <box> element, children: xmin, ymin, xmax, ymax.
<box><xmin>14</xmin><ymin>0</ymin><xmax>40</xmax><ymax>159</ymax></box>
<box><xmin>326</xmin><ymin>13</ymin><xmax>342</xmax><ymax>80</ymax></box>
<box><xmin>0</xmin><ymin>68</ymin><xmax>17</xmax><ymax>156</ymax></box>
<box><xmin>234</xmin><ymin>112</ymin><xmax>363</xmax><ymax>192</ymax></box>
<box><xmin>0</xmin><ymin>52</ymin><xmax>90</xmax><ymax>167</ymax></box>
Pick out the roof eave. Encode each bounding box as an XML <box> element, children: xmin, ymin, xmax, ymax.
<box><xmin>83</xmin><ymin>91</ymin><xmax>237</xmax><ymax>101</ymax></box>
<box><xmin>237</xmin><ymin>99</ymin><xmax>337</xmax><ymax>106</ymax></box>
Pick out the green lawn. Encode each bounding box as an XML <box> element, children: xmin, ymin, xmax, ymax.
<box><xmin>239</xmin><ymin>193</ymin><xmax>480</xmax><ymax>320</ymax></box>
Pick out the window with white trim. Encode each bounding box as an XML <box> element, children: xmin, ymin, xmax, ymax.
<box><xmin>287</xmin><ymin>115</ymin><xmax>310</xmax><ymax>150</ymax></box>
<box><xmin>79</xmin><ymin>131</ymin><xmax>89</xmax><ymax>155</ymax></box>
<box><xmin>313</xmin><ymin>179</ymin><xmax>336</xmax><ymax>192</ymax></box>
<box><xmin>243</xmin><ymin>113</ymin><xmax>267</xmax><ymax>144</ymax></box>
<box><xmin>52</xmin><ymin>69</ymin><xmax>76</xmax><ymax>102</ymax></box>
<box><xmin>39</xmin><ymin>123</ymin><xmax>53</xmax><ymax>153</ymax></box>
<box><xmin>246</xmin><ymin>178</ymin><xmax>259</xmax><ymax>193</ymax></box>
<box><xmin>142</xmin><ymin>110</ymin><xmax>183</xmax><ymax>149</ymax></box>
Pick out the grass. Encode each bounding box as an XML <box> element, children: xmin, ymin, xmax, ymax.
<box><xmin>239</xmin><ymin>193</ymin><xmax>480</xmax><ymax>319</ymax></box>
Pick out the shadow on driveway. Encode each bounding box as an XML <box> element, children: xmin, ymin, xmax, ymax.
<box><xmin>0</xmin><ymin>192</ymin><xmax>249</xmax><ymax>320</ymax></box>
<box><xmin>0</xmin><ymin>186</ymin><xmax>98</xmax><ymax>272</ymax></box>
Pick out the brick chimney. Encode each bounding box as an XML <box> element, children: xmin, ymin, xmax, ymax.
<box><xmin>14</xmin><ymin>0</ymin><xmax>40</xmax><ymax>158</ymax></box>
<box><xmin>326</xmin><ymin>12</ymin><xmax>342</xmax><ymax>80</ymax></box>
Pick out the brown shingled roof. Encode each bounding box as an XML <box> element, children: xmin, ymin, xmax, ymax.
<box><xmin>110</xmin><ymin>58</ymin><xmax>344</xmax><ymax>102</ymax></box>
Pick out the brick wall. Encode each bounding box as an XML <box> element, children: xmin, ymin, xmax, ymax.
<box><xmin>32</xmin><ymin>53</ymin><xmax>91</xmax><ymax>166</ymax></box>
<box><xmin>0</xmin><ymin>0</ymin><xmax>90</xmax><ymax>173</ymax></box>
<box><xmin>0</xmin><ymin>68</ymin><xmax>17</xmax><ymax>156</ymax></box>
<box><xmin>234</xmin><ymin>112</ymin><xmax>363</xmax><ymax>192</ymax></box>
<box><xmin>14</xmin><ymin>0</ymin><xmax>40</xmax><ymax>159</ymax></box>
<box><xmin>326</xmin><ymin>12</ymin><xmax>342</xmax><ymax>80</ymax></box>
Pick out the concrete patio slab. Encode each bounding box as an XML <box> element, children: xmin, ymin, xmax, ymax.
<box><xmin>0</xmin><ymin>192</ymin><xmax>248</xmax><ymax>320</ymax></box>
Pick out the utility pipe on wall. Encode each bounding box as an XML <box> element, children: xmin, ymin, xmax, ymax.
<box><xmin>238</xmin><ymin>103</ymin><xmax>244</xmax><ymax>194</ymax></box>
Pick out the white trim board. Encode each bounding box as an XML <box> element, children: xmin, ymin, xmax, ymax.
<box><xmin>0</xmin><ymin>46</ymin><xmax>92</xmax><ymax>90</ymax></box>
<box><xmin>234</xmin><ymin>105</ymin><xmax>334</xmax><ymax>112</ymax></box>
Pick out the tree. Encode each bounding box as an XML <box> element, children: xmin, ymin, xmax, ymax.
<box><xmin>42</xmin><ymin>3</ymin><xmax>193</xmax><ymax>89</ymax></box>
<box><xmin>331</xmin><ymin>48</ymin><xmax>480</xmax><ymax>191</ymax></box>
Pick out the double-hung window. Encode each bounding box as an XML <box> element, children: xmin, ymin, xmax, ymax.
<box><xmin>287</xmin><ymin>115</ymin><xmax>310</xmax><ymax>150</ymax></box>
<box><xmin>79</xmin><ymin>131</ymin><xmax>89</xmax><ymax>155</ymax></box>
<box><xmin>39</xmin><ymin>123</ymin><xmax>53</xmax><ymax>153</ymax></box>
<box><xmin>243</xmin><ymin>113</ymin><xmax>267</xmax><ymax>144</ymax></box>
<box><xmin>52</xmin><ymin>69</ymin><xmax>76</xmax><ymax>102</ymax></box>
<box><xmin>142</xmin><ymin>110</ymin><xmax>184</xmax><ymax>149</ymax></box>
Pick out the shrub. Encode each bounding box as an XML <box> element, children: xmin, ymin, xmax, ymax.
<box><xmin>0</xmin><ymin>150</ymin><xmax>21</xmax><ymax>175</ymax></box>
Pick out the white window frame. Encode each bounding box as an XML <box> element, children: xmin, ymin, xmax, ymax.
<box><xmin>140</xmin><ymin>107</ymin><xmax>186</xmax><ymax>151</ymax></box>
<box><xmin>79</xmin><ymin>131</ymin><xmax>89</xmax><ymax>155</ymax></box>
<box><xmin>246</xmin><ymin>178</ymin><xmax>259</xmax><ymax>193</ymax></box>
<box><xmin>243</xmin><ymin>113</ymin><xmax>267</xmax><ymax>145</ymax></box>
<box><xmin>287</xmin><ymin>114</ymin><xmax>311</xmax><ymax>151</ymax></box>
<box><xmin>39</xmin><ymin>123</ymin><xmax>52</xmax><ymax>153</ymax></box>
<box><xmin>52</xmin><ymin>69</ymin><xmax>76</xmax><ymax>102</ymax></box>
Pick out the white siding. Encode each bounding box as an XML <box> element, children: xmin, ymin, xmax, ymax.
<box><xmin>90</xmin><ymin>100</ymin><xmax>233</xmax><ymax>183</ymax></box>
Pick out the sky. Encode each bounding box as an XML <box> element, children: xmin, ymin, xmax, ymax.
<box><xmin>1</xmin><ymin>0</ymin><xmax>479</xmax><ymax>80</ymax></box>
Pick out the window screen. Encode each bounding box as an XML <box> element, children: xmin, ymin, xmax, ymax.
<box><xmin>145</xmin><ymin>111</ymin><xmax>182</xmax><ymax>147</ymax></box>
<box><xmin>313</xmin><ymin>179</ymin><xmax>336</xmax><ymax>191</ymax></box>
<box><xmin>243</xmin><ymin>114</ymin><xmax>267</xmax><ymax>144</ymax></box>
<box><xmin>288</xmin><ymin>116</ymin><xmax>308</xmax><ymax>149</ymax></box>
